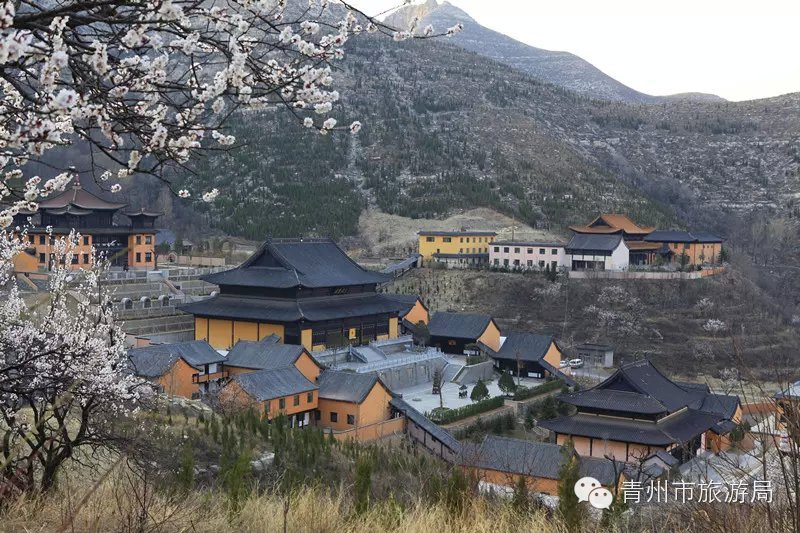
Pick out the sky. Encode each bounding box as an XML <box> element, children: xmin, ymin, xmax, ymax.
<box><xmin>348</xmin><ymin>0</ymin><xmax>800</xmax><ymax>101</ymax></box>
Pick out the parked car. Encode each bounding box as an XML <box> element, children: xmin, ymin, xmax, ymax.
<box><xmin>559</xmin><ymin>360</ymin><xmax>570</xmax><ymax>368</ymax></box>
<box><xmin>568</xmin><ymin>358</ymin><xmax>584</xmax><ymax>369</ymax></box>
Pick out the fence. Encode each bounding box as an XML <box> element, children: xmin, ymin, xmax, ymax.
<box><xmin>568</xmin><ymin>267</ymin><xmax>726</xmax><ymax>280</ymax></box>
<box><xmin>355</xmin><ymin>349</ymin><xmax>444</xmax><ymax>373</ymax></box>
<box><xmin>330</xmin><ymin>417</ymin><xmax>406</xmax><ymax>442</ymax></box>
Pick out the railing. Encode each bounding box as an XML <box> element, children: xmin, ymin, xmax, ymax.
<box><xmin>192</xmin><ymin>369</ymin><xmax>229</xmax><ymax>383</ymax></box>
<box><xmin>355</xmin><ymin>349</ymin><xmax>444</xmax><ymax>373</ymax></box>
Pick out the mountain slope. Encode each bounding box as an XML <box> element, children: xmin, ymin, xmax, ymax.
<box><xmin>384</xmin><ymin>1</ymin><xmax>658</xmax><ymax>103</ymax></box>
<box><xmin>178</xmin><ymin>34</ymin><xmax>799</xmax><ymax>243</ymax></box>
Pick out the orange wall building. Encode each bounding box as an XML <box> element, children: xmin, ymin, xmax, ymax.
<box><xmin>11</xmin><ymin>179</ymin><xmax>159</xmax><ymax>271</ymax></box>
<box><xmin>182</xmin><ymin>239</ymin><xmax>414</xmax><ymax>352</ymax></box>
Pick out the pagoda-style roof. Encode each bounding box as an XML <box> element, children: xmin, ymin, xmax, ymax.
<box><xmin>542</xmin><ymin>359</ymin><xmax>741</xmax><ymax>444</ymax></box>
<box><xmin>202</xmin><ymin>238</ymin><xmax>390</xmax><ymax>289</ymax></box>
<box><xmin>124</xmin><ymin>208</ymin><xmax>163</xmax><ymax>218</ymax></box>
<box><xmin>39</xmin><ymin>179</ymin><xmax>127</xmax><ymax>211</ymax></box>
<box><xmin>569</xmin><ymin>214</ymin><xmax>655</xmax><ymax>236</ymax></box>
<box><xmin>43</xmin><ymin>205</ymin><xmax>94</xmax><ymax>216</ymax></box>
<box><xmin>179</xmin><ymin>292</ymin><xmax>402</xmax><ymax>323</ymax></box>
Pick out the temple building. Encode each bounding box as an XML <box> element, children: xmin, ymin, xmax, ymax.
<box><xmin>644</xmin><ymin>230</ymin><xmax>724</xmax><ymax>267</ymax></box>
<box><xmin>11</xmin><ymin>177</ymin><xmax>159</xmax><ymax>270</ymax></box>
<box><xmin>569</xmin><ymin>213</ymin><xmax>660</xmax><ymax>266</ymax></box>
<box><xmin>181</xmin><ymin>238</ymin><xmax>413</xmax><ymax>352</ymax></box>
<box><xmin>482</xmin><ymin>332</ymin><xmax>575</xmax><ymax>384</ymax></box>
<box><xmin>539</xmin><ymin>359</ymin><xmax>741</xmax><ymax>464</ymax></box>
<box><xmin>417</xmin><ymin>229</ymin><xmax>497</xmax><ymax>267</ymax></box>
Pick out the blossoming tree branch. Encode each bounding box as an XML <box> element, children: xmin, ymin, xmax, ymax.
<box><xmin>0</xmin><ymin>0</ymin><xmax>462</xmax><ymax>228</ymax></box>
<box><xmin>0</xmin><ymin>0</ymin><xmax>461</xmax><ymax>495</ymax></box>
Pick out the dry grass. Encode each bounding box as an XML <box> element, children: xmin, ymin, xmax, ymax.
<box><xmin>2</xmin><ymin>474</ymin><xmax>564</xmax><ymax>533</ymax></box>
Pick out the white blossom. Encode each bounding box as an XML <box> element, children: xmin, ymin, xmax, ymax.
<box><xmin>178</xmin><ymin>189</ymin><xmax>191</xmax><ymax>198</ymax></box>
<box><xmin>202</xmin><ymin>188</ymin><xmax>220</xmax><ymax>202</ymax></box>
<box><xmin>349</xmin><ymin>121</ymin><xmax>362</xmax><ymax>134</ymax></box>
<box><xmin>304</xmin><ymin>117</ymin><xmax>314</xmax><ymax>128</ymax></box>
<box><xmin>110</xmin><ymin>183</ymin><xmax>122</xmax><ymax>193</ymax></box>
<box><xmin>446</xmin><ymin>23</ymin><xmax>464</xmax><ymax>36</ymax></box>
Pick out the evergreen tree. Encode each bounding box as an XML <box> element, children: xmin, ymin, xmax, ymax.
<box><xmin>557</xmin><ymin>441</ymin><xmax>585</xmax><ymax>531</ymax></box>
<box><xmin>470</xmin><ymin>379</ymin><xmax>490</xmax><ymax>402</ymax></box>
<box><xmin>498</xmin><ymin>371</ymin><xmax>517</xmax><ymax>396</ymax></box>
<box><xmin>354</xmin><ymin>455</ymin><xmax>373</xmax><ymax>514</ymax></box>
<box><xmin>512</xmin><ymin>476</ymin><xmax>530</xmax><ymax>513</ymax></box>
<box><xmin>175</xmin><ymin>441</ymin><xmax>195</xmax><ymax>494</ymax></box>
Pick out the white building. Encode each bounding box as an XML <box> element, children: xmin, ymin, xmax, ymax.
<box><xmin>489</xmin><ymin>241</ymin><xmax>568</xmax><ymax>271</ymax></box>
<box><xmin>564</xmin><ymin>233</ymin><xmax>629</xmax><ymax>271</ymax></box>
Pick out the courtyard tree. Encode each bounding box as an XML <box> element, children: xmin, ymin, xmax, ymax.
<box><xmin>470</xmin><ymin>379</ymin><xmax>489</xmax><ymax>402</ymax></box>
<box><xmin>498</xmin><ymin>371</ymin><xmax>517</xmax><ymax>396</ymax></box>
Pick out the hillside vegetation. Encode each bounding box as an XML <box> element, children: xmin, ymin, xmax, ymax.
<box><xmin>174</xmin><ymin>34</ymin><xmax>798</xmax><ymax>241</ymax></box>
<box><xmin>387</xmin><ymin>265</ymin><xmax>800</xmax><ymax>381</ymax></box>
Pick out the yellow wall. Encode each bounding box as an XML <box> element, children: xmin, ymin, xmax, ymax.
<box><xmin>258</xmin><ymin>323</ymin><xmax>284</xmax><ymax>342</ymax></box>
<box><xmin>294</xmin><ymin>352</ymin><xmax>322</xmax><ymax>382</ymax></box>
<box><xmin>219</xmin><ymin>379</ymin><xmax>318</xmax><ymax>420</ymax></box>
<box><xmin>332</xmin><ymin>417</ymin><xmax>406</xmax><ymax>443</ymax></box>
<box><xmin>208</xmin><ymin>319</ymin><xmax>234</xmax><ymax>349</ymax></box>
<box><xmin>318</xmin><ymin>381</ymin><xmax>393</xmax><ymax>431</ymax></box>
<box><xmin>13</xmin><ymin>251</ymin><xmax>39</xmax><ymax>274</ymax></box>
<box><xmin>301</xmin><ymin>329</ymin><xmax>313</xmax><ymax>351</ymax></box>
<box><xmin>233</xmin><ymin>321</ymin><xmax>258</xmax><ymax>343</ymax></box>
<box><xmin>155</xmin><ymin>358</ymin><xmax>198</xmax><ymax>399</ymax></box>
<box><xmin>389</xmin><ymin>317</ymin><xmax>399</xmax><ymax>339</ymax></box>
<box><xmin>543</xmin><ymin>342</ymin><xmax>563</xmax><ymax>371</ymax></box>
<box><xmin>418</xmin><ymin>233</ymin><xmax>497</xmax><ymax>260</ymax></box>
<box><xmin>198</xmin><ymin>318</ymin><xmax>285</xmax><ymax>349</ymax></box>
<box><xmin>664</xmin><ymin>241</ymin><xmax>722</xmax><ymax>266</ymax></box>
<box><xmin>128</xmin><ymin>232</ymin><xmax>157</xmax><ymax>269</ymax></box>
<box><xmin>403</xmin><ymin>299</ymin><xmax>429</xmax><ymax>325</ymax></box>
<box><xmin>557</xmin><ymin>434</ymin><xmax>657</xmax><ymax>463</ymax></box>
<box><xmin>478</xmin><ymin>321</ymin><xmax>501</xmax><ymax>352</ymax></box>
<box><xmin>195</xmin><ymin>317</ymin><xmax>209</xmax><ymax>341</ymax></box>
<box><xmin>466</xmin><ymin>467</ymin><xmax>560</xmax><ymax>495</ymax></box>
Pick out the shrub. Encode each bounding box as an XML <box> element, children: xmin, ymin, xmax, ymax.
<box><xmin>512</xmin><ymin>379</ymin><xmax>564</xmax><ymax>401</ymax></box>
<box><xmin>470</xmin><ymin>380</ymin><xmax>490</xmax><ymax>402</ymax></box>
<box><xmin>428</xmin><ymin>396</ymin><xmax>505</xmax><ymax>424</ymax></box>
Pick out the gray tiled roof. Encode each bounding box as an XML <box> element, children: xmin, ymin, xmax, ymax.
<box><xmin>390</xmin><ymin>397</ymin><xmax>461</xmax><ymax>452</ymax></box>
<box><xmin>460</xmin><ymin>436</ymin><xmax>566</xmax><ymax>480</ymax></box>
<box><xmin>179</xmin><ymin>293</ymin><xmax>402</xmax><ymax>322</ymax></box>
<box><xmin>382</xmin><ymin>293</ymin><xmax>424</xmax><ymax>317</ymax></box>
<box><xmin>696</xmin><ymin>393</ymin><xmax>740</xmax><ymax>419</ymax></box>
<box><xmin>428</xmin><ymin>312</ymin><xmax>494</xmax><ymax>340</ymax></box>
<box><xmin>226</xmin><ymin>340</ymin><xmax>309</xmax><ymax>370</ymax></box>
<box><xmin>492</xmin><ymin>240</ymin><xmax>565</xmax><ymax>247</ymax></box>
<box><xmin>128</xmin><ymin>341</ymin><xmax>223</xmax><ymax>377</ymax></box>
<box><xmin>579</xmin><ymin>456</ymin><xmax>622</xmax><ymax>487</ymax></box>
<box><xmin>540</xmin><ymin>408</ymin><xmax>725</xmax><ymax>446</ymax></box>
<box><xmin>645</xmin><ymin>230</ymin><xmax>724</xmax><ymax>244</ymax></box>
<box><xmin>418</xmin><ymin>230</ymin><xmax>497</xmax><ymax>237</ymax></box>
<box><xmin>606</xmin><ymin>359</ymin><xmax>707</xmax><ymax>412</ymax></box>
<box><xmin>202</xmin><ymin>238</ymin><xmax>390</xmax><ymax>289</ymax></box>
<box><xmin>494</xmin><ymin>332</ymin><xmax>554</xmax><ymax>362</ymax></box>
<box><xmin>565</xmin><ymin>233</ymin><xmax>624</xmax><ymax>254</ymax></box>
<box><xmin>318</xmin><ymin>371</ymin><xmax>382</xmax><ymax>403</ymax></box>
<box><xmin>233</xmin><ymin>367</ymin><xmax>317</xmax><ymax>401</ymax></box>
<box><xmin>559</xmin><ymin>389</ymin><xmax>668</xmax><ymax>414</ymax></box>
<box><xmin>460</xmin><ymin>435</ymin><xmax>620</xmax><ymax>486</ymax></box>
